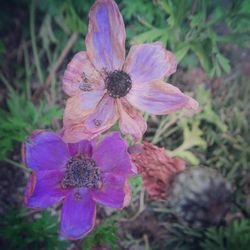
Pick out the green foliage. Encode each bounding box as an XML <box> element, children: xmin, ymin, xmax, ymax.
<box><xmin>83</xmin><ymin>216</ymin><xmax>119</xmax><ymax>250</ymax></box>
<box><xmin>0</xmin><ymin>89</ymin><xmax>62</xmax><ymax>160</ymax></box>
<box><xmin>151</xmin><ymin>85</ymin><xmax>226</xmax><ymax>165</ymax></box>
<box><xmin>164</xmin><ymin>223</ymin><xmax>204</xmax><ymax>250</ymax></box>
<box><xmin>129</xmin><ymin>175</ymin><xmax>143</xmax><ymax>201</ymax></box>
<box><xmin>0</xmin><ymin>209</ymin><xmax>70</xmax><ymax>250</ymax></box>
<box><xmin>38</xmin><ymin>0</ymin><xmax>92</xmax><ymax>34</ymax></box>
<box><xmin>164</xmin><ymin>220</ymin><xmax>250</xmax><ymax>250</ymax></box>
<box><xmin>202</xmin><ymin>219</ymin><xmax>250</xmax><ymax>250</ymax></box>
<box><xmin>123</xmin><ymin>0</ymin><xmax>250</xmax><ymax>77</ymax></box>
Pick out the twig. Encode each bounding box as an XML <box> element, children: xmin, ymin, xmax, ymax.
<box><xmin>152</xmin><ymin>116</ymin><xmax>178</xmax><ymax>144</ymax></box>
<box><xmin>118</xmin><ymin>189</ymin><xmax>145</xmax><ymax>222</ymax></box>
<box><xmin>143</xmin><ymin>234</ymin><xmax>150</xmax><ymax>250</ymax></box>
<box><xmin>32</xmin><ymin>32</ymin><xmax>78</xmax><ymax>100</ymax></box>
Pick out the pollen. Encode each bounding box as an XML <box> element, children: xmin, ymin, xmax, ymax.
<box><xmin>105</xmin><ymin>70</ymin><xmax>132</xmax><ymax>98</ymax></box>
<box><xmin>62</xmin><ymin>157</ymin><xmax>102</xmax><ymax>189</ymax></box>
<box><xmin>94</xmin><ymin>119</ymin><xmax>101</xmax><ymax>127</ymax></box>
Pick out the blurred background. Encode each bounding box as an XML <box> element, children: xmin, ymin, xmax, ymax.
<box><xmin>0</xmin><ymin>0</ymin><xmax>250</xmax><ymax>249</ymax></box>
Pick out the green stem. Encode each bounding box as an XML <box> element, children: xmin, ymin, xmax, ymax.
<box><xmin>24</xmin><ymin>43</ymin><xmax>31</xmax><ymax>100</ymax></box>
<box><xmin>0</xmin><ymin>72</ymin><xmax>13</xmax><ymax>91</ymax></box>
<box><xmin>30</xmin><ymin>0</ymin><xmax>44</xmax><ymax>84</ymax></box>
<box><xmin>4</xmin><ymin>158</ymin><xmax>32</xmax><ymax>173</ymax></box>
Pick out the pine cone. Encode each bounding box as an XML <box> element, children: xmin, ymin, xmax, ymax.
<box><xmin>168</xmin><ymin>167</ymin><xmax>232</xmax><ymax>227</ymax></box>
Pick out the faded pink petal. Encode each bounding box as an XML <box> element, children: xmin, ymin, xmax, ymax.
<box><xmin>84</xmin><ymin>94</ymin><xmax>118</xmax><ymax>134</ymax></box>
<box><xmin>60</xmin><ymin>188</ymin><xmax>96</xmax><ymax>240</ymax></box>
<box><xmin>127</xmin><ymin>80</ymin><xmax>199</xmax><ymax>115</ymax></box>
<box><xmin>62</xmin><ymin>124</ymin><xmax>97</xmax><ymax>143</ymax></box>
<box><xmin>124</xmin><ymin>42</ymin><xmax>177</xmax><ymax>84</ymax></box>
<box><xmin>123</xmin><ymin>179</ymin><xmax>132</xmax><ymax>207</ymax></box>
<box><xmin>63</xmin><ymin>51</ymin><xmax>104</xmax><ymax>96</ymax></box>
<box><xmin>86</xmin><ymin>0</ymin><xmax>125</xmax><ymax>72</ymax></box>
<box><xmin>90</xmin><ymin>173</ymin><xmax>126</xmax><ymax>208</ymax></box>
<box><xmin>63</xmin><ymin>90</ymin><xmax>104</xmax><ymax>127</ymax></box>
<box><xmin>117</xmin><ymin>98</ymin><xmax>147</xmax><ymax>141</ymax></box>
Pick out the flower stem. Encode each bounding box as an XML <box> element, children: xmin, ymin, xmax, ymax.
<box><xmin>30</xmin><ymin>0</ymin><xmax>44</xmax><ymax>84</ymax></box>
<box><xmin>4</xmin><ymin>158</ymin><xmax>32</xmax><ymax>173</ymax></box>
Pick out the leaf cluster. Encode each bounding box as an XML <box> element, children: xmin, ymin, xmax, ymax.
<box><xmin>0</xmin><ymin>209</ymin><xmax>70</xmax><ymax>250</ymax></box>
<box><xmin>82</xmin><ymin>216</ymin><xmax>119</xmax><ymax>250</ymax></box>
<box><xmin>0</xmin><ymin>90</ymin><xmax>62</xmax><ymax>160</ymax></box>
<box><xmin>122</xmin><ymin>0</ymin><xmax>250</xmax><ymax>77</ymax></box>
<box><xmin>164</xmin><ymin>219</ymin><xmax>250</xmax><ymax>250</ymax></box>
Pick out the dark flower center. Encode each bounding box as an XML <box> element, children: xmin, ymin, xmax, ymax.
<box><xmin>62</xmin><ymin>157</ymin><xmax>102</xmax><ymax>189</ymax></box>
<box><xmin>105</xmin><ymin>70</ymin><xmax>132</xmax><ymax>98</ymax></box>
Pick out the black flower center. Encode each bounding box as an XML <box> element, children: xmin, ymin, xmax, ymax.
<box><xmin>105</xmin><ymin>70</ymin><xmax>132</xmax><ymax>98</ymax></box>
<box><xmin>62</xmin><ymin>158</ymin><xmax>102</xmax><ymax>189</ymax></box>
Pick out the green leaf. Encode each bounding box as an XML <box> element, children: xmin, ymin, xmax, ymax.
<box><xmin>175</xmin><ymin>45</ymin><xmax>190</xmax><ymax>62</ymax></box>
<box><xmin>216</xmin><ymin>53</ymin><xmax>231</xmax><ymax>74</ymax></box>
<box><xmin>173</xmin><ymin>150</ymin><xmax>200</xmax><ymax>165</ymax></box>
<box><xmin>132</xmin><ymin>28</ymin><xmax>165</xmax><ymax>44</ymax></box>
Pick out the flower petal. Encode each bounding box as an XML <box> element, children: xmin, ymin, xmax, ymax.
<box><xmin>124</xmin><ymin>42</ymin><xmax>177</xmax><ymax>84</ymax></box>
<box><xmin>117</xmin><ymin>98</ymin><xmax>147</xmax><ymax>141</ymax></box>
<box><xmin>92</xmin><ymin>132</ymin><xmax>135</xmax><ymax>176</ymax></box>
<box><xmin>60</xmin><ymin>188</ymin><xmax>96</xmax><ymax>240</ymax></box>
<box><xmin>62</xmin><ymin>124</ymin><xmax>97</xmax><ymax>143</ymax></box>
<box><xmin>63</xmin><ymin>90</ymin><xmax>104</xmax><ymax>127</ymax></box>
<box><xmin>63</xmin><ymin>51</ymin><xmax>104</xmax><ymax>97</ymax></box>
<box><xmin>123</xmin><ymin>179</ymin><xmax>132</xmax><ymax>207</ymax></box>
<box><xmin>25</xmin><ymin>170</ymin><xmax>67</xmax><ymax>209</ymax></box>
<box><xmin>67</xmin><ymin>140</ymin><xmax>93</xmax><ymax>158</ymax></box>
<box><xmin>24</xmin><ymin>131</ymin><xmax>70</xmax><ymax>171</ymax></box>
<box><xmin>127</xmin><ymin>80</ymin><xmax>199</xmax><ymax>115</ymax></box>
<box><xmin>84</xmin><ymin>94</ymin><xmax>119</xmax><ymax>134</ymax></box>
<box><xmin>86</xmin><ymin>0</ymin><xmax>125</xmax><ymax>72</ymax></box>
<box><xmin>90</xmin><ymin>173</ymin><xmax>126</xmax><ymax>208</ymax></box>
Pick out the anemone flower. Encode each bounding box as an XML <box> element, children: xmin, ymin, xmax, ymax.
<box><xmin>23</xmin><ymin>130</ymin><xmax>135</xmax><ymax>240</ymax></box>
<box><xmin>62</xmin><ymin>0</ymin><xmax>199</xmax><ymax>143</ymax></box>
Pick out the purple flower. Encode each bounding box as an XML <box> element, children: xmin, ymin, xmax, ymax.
<box><xmin>23</xmin><ymin>130</ymin><xmax>135</xmax><ymax>240</ymax></box>
<box><xmin>62</xmin><ymin>0</ymin><xmax>199</xmax><ymax>143</ymax></box>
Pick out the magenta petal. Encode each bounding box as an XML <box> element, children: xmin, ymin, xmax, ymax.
<box><xmin>91</xmin><ymin>173</ymin><xmax>126</xmax><ymax>208</ymax></box>
<box><xmin>68</xmin><ymin>140</ymin><xmax>93</xmax><ymax>158</ymax></box>
<box><xmin>92</xmin><ymin>132</ymin><xmax>136</xmax><ymax>176</ymax></box>
<box><xmin>86</xmin><ymin>0</ymin><xmax>125</xmax><ymax>72</ymax></box>
<box><xmin>60</xmin><ymin>189</ymin><xmax>96</xmax><ymax>240</ymax></box>
<box><xmin>24</xmin><ymin>131</ymin><xmax>70</xmax><ymax>171</ymax></box>
<box><xmin>117</xmin><ymin>98</ymin><xmax>147</xmax><ymax>141</ymax></box>
<box><xmin>124</xmin><ymin>42</ymin><xmax>177</xmax><ymax>84</ymax></box>
<box><xmin>25</xmin><ymin>170</ymin><xmax>67</xmax><ymax>209</ymax></box>
<box><xmin>63</xmin><ymin>51</ymin><xmax>104</xmax><ymax>97</ymax></box>
<box><xmin>84</xmin><ymin>94</ymin><xmax>118</xmax><ymax>134</ymax></box>
<box><xmin>127</xmin><ymin>80</ymin><xmax>199</xmax><ymax>115</ymax></box>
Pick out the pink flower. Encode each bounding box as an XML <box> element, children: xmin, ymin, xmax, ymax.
<box><xmin>23</xmin><ymin>130</ymin><xmax>135</xmax><ymax>240</ymax></box>
<box><xmin>62</xmin><ymin>0</ymin><xmax>199</xmax><ymax>143</ymax></box>
<box><xmin>131</xmin><ymin>141</ymin><xmax>186</xmax><ymax>199</ymax></box>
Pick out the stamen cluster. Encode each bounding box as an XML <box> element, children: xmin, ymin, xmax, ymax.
<box><xmin>62</xmin><ymin>157</ymin><xmax>102</xmax><ymax>189</ymax></box>
<box><xmin>105</xmin><ymin>70</ymin><xmax>132</xmax><ymax>98</ymax></box>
